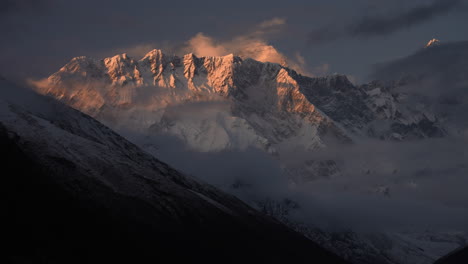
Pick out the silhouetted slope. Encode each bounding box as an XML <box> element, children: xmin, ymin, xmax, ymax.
<box><xmin>1</xmin><ymin>79</ymin><xmax>348</xmax><ymax>264</ymax></box>
<box><xmin>434</xmin><ymin>247</ymin><xmax>468</xmax><ymax>264</ymax></box>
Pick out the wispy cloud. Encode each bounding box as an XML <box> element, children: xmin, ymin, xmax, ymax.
<box><xmin>257</xmin><ymin>17</ymin><xmax>286</xmax><ymax>29</ymax></box>
<box><xmin>183</xmin><ymin>18</ymin><xmax>312</xmax><ymax>75</ymax></box>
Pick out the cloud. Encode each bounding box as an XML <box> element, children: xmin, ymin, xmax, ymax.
<box><xmin>128</xmin><ymin>124</ymin><xmax>468</xmax><ymax>233</ymax></box>
<box><xmin>257</xmin><ymin>17</ymin><xmax>286</xmax><ymax>29</ymax></box>
<box><xmin>183</xmin><ymin>18</ymin><xmax>312</xmax><ymax>75</ymax></box>
<box><xmin>113</xmin><ymin>92</ymin><xmax>468</xmax><ymax>234</ymax></box>
<box><xmin>308</xmin><ymin>0</ymin><xmax>464</xmax><ymax>45</ymax></box>
<box><xmin>185</xmin><ymin>33</ymin><xmax>229</xmax><ymax>58</ymax></box>
<box><xmin>103</xmin><ymin>18</ymin><xmax>312</xmax><ymax>75</ymax></box>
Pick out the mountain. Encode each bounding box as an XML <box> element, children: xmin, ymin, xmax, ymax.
<box><xmin>371</xmin><ymin>40</ymin><xmax>468</xmax><ymax>136</ymax></box>
<box><xmin>30</xmin><ymin>48</ymin><xmax>467</xmax><ymax>264</ymax></box>
<box><xmin>37</xmin><ymin>50</ymin><xmax>446</xmax><ymax>141</ymax></box>
<box><xmin>34</xmin><ymin>49</ymin><xmax>445</xmax><ymax>181</ymax></box>
<box><xmin>425</xmin><ymin>39</ymin><xmax>441</xmax><ymax>48</ymax></box>
<box><xmin>1</xmin><ymin>78</ymin><xmax>348</xmax><ymax>263</ymax></box>
<box><xmin>372</xmin><ymin>41</ymin><xmax>468</xmax><ymax>84</ymax></box>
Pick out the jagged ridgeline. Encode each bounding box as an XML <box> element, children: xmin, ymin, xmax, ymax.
<box><xmin>34</xmin><ymin>49</ymin><xmax>445</xmax><ymax>181</ymax></box>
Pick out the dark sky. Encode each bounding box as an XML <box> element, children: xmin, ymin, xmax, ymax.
<box><xmin>1</xmin><ymin>0</ymin><xmax>467</xmax><ymax>83</ymax></box>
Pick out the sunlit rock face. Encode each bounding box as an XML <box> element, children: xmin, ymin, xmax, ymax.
<box><xmin>426</xmin><ymin>38</ymin><xmax>441</xmax><ymax>48</ymax></box>
<box><xmin>34</xmin><ymin>49</ymin><xmax>445</xmax><ymax>180</ymax></box>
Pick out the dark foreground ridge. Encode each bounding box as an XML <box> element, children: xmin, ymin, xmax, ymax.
<box><xmin>434</xmin><ymin>246</ymin><xmax>468</xmax><ymax>264</ymax></box>
<box><xmin>1</xmin><ymin>79</ymin><xmax>348</xmax><ymax>264</ymax></box>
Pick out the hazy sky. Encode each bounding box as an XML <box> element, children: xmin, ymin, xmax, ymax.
<box><xmin>1</xmin><ymin>0</ymin><xmax>467</xmax><ymax>83</ymax></box>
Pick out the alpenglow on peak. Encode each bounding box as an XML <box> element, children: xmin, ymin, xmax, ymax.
<box><xmin>425</xmin><ymin>38</ymin><xmax>440</xmax><ymax>48</ymax></box>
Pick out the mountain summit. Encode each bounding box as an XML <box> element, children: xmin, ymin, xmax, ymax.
<box><xmin>426</xmin><ymin>38</ymin><xmax>441</xmax><ymax>48</ymax></box>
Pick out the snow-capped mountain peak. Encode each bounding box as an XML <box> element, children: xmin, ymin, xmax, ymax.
<box><xmin>426</xmin><ymin>38</ymin><xmax>441</xmax><ymax>48</ymax></box>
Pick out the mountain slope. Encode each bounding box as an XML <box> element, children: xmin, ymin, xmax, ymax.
<box><xmin>371</xmin><ymin>41</ymin><xmax>468</xmax><ymax>136</ymax></box>
<box><xmin>1</xmin><ymin>79</ymin><xmax>348</xmax><ymax>264</ymax></box>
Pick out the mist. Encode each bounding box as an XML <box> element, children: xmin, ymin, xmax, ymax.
<box><xmin>120</xmin><ymin>103</ymin><xmax>468</xmax><ymax>234</ymax></box>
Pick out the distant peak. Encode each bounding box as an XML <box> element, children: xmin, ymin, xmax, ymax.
<box><xmin>425</xmin><ymin>38</ymin><xmax>440</xmax><ymax>48</ymax></box>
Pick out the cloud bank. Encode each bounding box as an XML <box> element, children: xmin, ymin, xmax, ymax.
<box><xmin>129</xmin><ymin>129</ymin><xmax>468</xmax><ymax>233</ymax></box>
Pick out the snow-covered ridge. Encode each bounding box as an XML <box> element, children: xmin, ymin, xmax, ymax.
<box><xmin>37</xmin><ymin>48</ymin><xmax>443</xmax><ymax>139</ymax></box>
<box><xmin>34</xmin><ymin>49</ymin><xmax>445</xmax><ymax>181</ymax></box>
